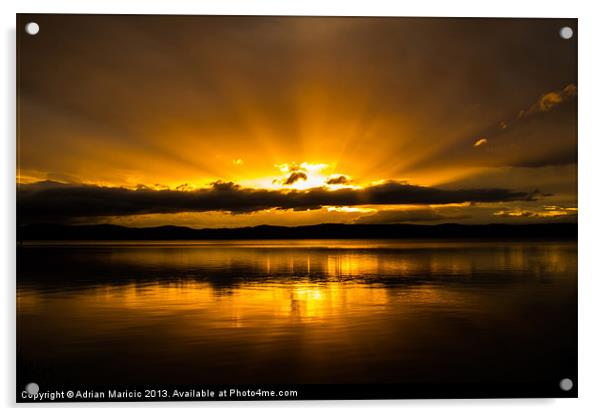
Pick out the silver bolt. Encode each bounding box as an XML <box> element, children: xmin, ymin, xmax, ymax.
<box><xmin>25</xmin><ymin>382</ymin><xmax>39</xmax><ymax>395</ymax></box>
<box><xmin>25</xmin><ymin>22</ymin><xmax>40</xmax><ymax>36</ymax></box>
<box><xmin>559</xmin><ymin>378</ymin><xmax>573</xmax><ymax>391</ymax></box>
<box><xmin>559</xmin><ymin>26</ymin><xmax>573</xmax><ymax>40</ymax></box>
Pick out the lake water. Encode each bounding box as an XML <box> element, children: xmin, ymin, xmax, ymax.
<box><xmin>17</xmin><ymin>240</ymin><xmax>577</xmax><ymax>389</ymax></box>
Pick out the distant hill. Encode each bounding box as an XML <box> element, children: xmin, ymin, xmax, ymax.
<box><xmin>17</xmin><ymin>222</ymin><xmax>577</xmax><ymax>241</ymax></box>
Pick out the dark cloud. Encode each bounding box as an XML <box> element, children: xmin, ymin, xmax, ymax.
<box><xmin>283</xmin><ymin>171</ymin><xmax>308</xmax><ymax>185</ymax></box>
<box><xmin>510</xmin><ymin>150</ymin><xmax>577</xmax><ymax>168</ymax></box>
<box><xmin>18</xmin><ymin>180</ymin><xmax>536</xmax><ymax>223</ymax></box>
<box><xmin>326</xmin><ymin>175</ymin><xmax>350</xmax><ymax>185</ymax></box>
<box><xmin>355</xmin><ymin>209</ymin><xmax>470</xmax><ymax>224</ymax></box>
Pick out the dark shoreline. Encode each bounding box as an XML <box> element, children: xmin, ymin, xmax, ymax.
<box><xmin>17</xmin><ymin>222</ymin><xmax>577</xmax><ymax>241</ymax></box>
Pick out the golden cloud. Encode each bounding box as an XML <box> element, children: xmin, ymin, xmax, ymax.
<box><xmin>473</xmin><ymin>138</ymin><xmax>488</xmax><ymax>147</ymax></box>
<box><xmin>523</xmin><ymin>84</ymin><xmax>577</xmax><ymax>117</ymax></box>
<box><xmin>493</xmin><ymin>206</ymin><xmax>577</xmax><ymax>218</ymax></box>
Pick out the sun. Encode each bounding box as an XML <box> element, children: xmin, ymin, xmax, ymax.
<box><xmin>235</xmin><ymin>161</ymin><xmax>363</xmax><ymax>192</ymax></box>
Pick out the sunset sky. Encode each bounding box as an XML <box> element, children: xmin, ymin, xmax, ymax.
<box><xmin>17</xmin><ymin>15</ymin><xmax>577</xmax><ymax>228</ymax></box>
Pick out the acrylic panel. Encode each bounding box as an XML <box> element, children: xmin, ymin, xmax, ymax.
<box><xmin>16</xmin><ymin>14</ymin><xmax>577</xmax><ymax>402</ymax></box>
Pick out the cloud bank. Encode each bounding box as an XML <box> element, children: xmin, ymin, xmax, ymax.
<box><xmin>18</xmin><ymin>180</ymin><xmax>537</xmax><ymax>223</ymax></box>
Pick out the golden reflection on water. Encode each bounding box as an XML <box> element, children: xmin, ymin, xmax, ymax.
<box><xmin>18</xmin><ymin>241</ymin><xmax>576</xmax><ymax>329</ymax></box>
<box><xmin>17</xmin><ymin>240</ymin><xmax>577</xmax><ymax>384</ymax></box>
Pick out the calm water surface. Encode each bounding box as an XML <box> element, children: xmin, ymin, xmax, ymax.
<box><xmin>17</xmin><ymin>240</ymin><xmax>577</xmax><ymax>386</ymax></box>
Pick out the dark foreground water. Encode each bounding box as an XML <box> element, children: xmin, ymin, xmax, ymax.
<box><xmin>17</xmin><ymin>240</ymin><xmax>577</xmax><ymax>390</ymax></box>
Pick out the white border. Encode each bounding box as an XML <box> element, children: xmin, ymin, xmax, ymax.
<box><xmin>3</xmin><ymin>1</ymin><xmax>602</xmax><ymax>414</ymax></box>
